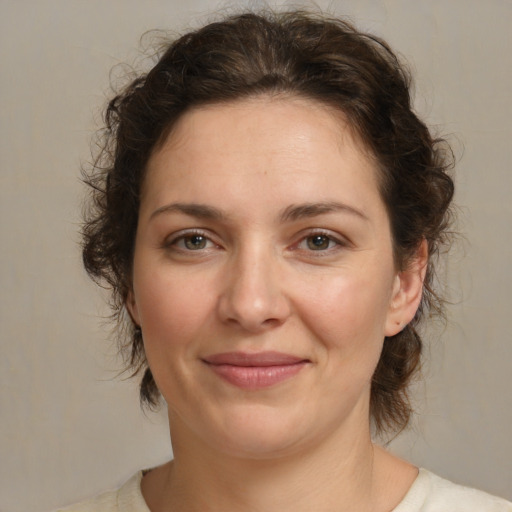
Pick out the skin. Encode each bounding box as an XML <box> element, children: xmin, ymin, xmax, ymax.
<box><xmin>126</xmin><ymin>96</ymin><xmax>427</xmax><ymax>511</ymax></box>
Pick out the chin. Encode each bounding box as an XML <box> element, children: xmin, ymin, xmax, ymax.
<box><xmin>200</xmin><ymin>403</ymin><xmax>312</xmax><ymax>460</ymax></box>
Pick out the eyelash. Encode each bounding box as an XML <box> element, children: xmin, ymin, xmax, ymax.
<box><xmin>164</xmin><ymin>229</ymin><xmax>218</xmax><ymax>253</ymax></box>
<box><xmin>163</xmin><ymin>229</ymin><xmax>348</xmax><ymax>255</ymax></box>
<box><xmin>293</xmin><ymin>230</ymin><xmax>347</xmax><ymax>256</ymax></box>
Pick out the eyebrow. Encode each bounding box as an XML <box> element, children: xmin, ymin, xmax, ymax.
<box><xmin>149</xmin><ymin>200</ymin><xmax>368</xmax><ymax>223</ymax></box>
<box><xmin>280</xmin><ymin>201</ymin><xmax>369</xmax><ymax>222</ymax></box>
<box><xmin>149</xmin><ymin>202</ymin><xmax>227</xmax><ymax>221</ymax></box>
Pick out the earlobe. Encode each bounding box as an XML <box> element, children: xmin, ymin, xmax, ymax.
<box><xmin>125</xmin><ymin>290</ymin><xmax>141</xmax><ymax>327</ymax></box>
<box><xmin>385</xmin><ymin>240</ymin><xmax>428</xmax><ymax>337</ymax></box>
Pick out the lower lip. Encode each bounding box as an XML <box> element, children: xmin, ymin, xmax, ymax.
<box><xmin>205</xmin><ymin>362</ymin><xmax>308</xmax><ymax>389</ymax></box>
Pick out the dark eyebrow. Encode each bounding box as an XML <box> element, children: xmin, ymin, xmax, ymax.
<box><xmin>150</xmin><ymin>201</ymin><xmax>368</xmax><ymax>223</ymax></box>
<box><xmin>149</xmin><ymin>202</ymin><xmax>227</xmax><ymax>221</ymax></box>
<box><xmin>280</xmin><ymin>202</ymin><xmax>369</xmax><ymax>222</ymax></box>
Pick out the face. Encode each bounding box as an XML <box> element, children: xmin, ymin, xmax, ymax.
<box><xmin>127</xmin><ymin>96</ymin><xmax>424</xmax><ymax>459</ymax></box>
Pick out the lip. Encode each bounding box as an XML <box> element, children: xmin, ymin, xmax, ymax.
<box><xmin>202</xmin><ymin>351</ymin><xmax>309</xmax><ymax>389</ymax></box>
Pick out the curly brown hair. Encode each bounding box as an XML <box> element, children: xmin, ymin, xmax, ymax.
<box><xmin>82</xmin><ymin>10</ymin><xmax>454</xmax><ymax>435</ymax></box>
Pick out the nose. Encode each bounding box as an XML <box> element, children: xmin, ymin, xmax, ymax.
<box><xmin>216</xmin><ymin>246</ymin><xmax>291</xmax><ymax>332</ymax></box>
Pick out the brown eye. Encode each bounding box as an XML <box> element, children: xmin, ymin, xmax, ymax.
<box><xmin>306</xmin><ymin>235</ymin><xmax>332</xmax><ymax>250</ymax></box>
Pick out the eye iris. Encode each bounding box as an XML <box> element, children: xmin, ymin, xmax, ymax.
<box><xmin>307</xmin><ymin>235</ymin><xmax>330</xmax><ymax>250</ymax></box>
<box><xmin>184</xmin><ymin>235</ymin><xmax>207</xmax><ymax>250</ymax></box>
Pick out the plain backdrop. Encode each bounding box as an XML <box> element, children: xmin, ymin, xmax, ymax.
<box><xmin>1</xmin><ymin>0</ymin><xmax>511</xmax><ymax>510</ymax></box>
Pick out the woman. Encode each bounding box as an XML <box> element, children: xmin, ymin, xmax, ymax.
<box><xmin>63</xmin><ymin>10</ymin><xmax>511</xmax><ymax>512</ymax></box>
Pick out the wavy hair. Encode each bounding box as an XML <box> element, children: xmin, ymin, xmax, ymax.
<box><xmin>82</xmin><ymin>10</ymin><xmax>454</xmax><ymax>435</ymax></box>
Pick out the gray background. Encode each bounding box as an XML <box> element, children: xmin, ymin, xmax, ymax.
<box><xmin>1</xmin><ymin>1</ymin><xmax>511</xmax><ymax>510</ymax></box>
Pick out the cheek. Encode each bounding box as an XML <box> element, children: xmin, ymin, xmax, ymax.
<box><xmin>290</xmin><ymin>269</ymin><xmax>393</xmax><ymax>417</ymax></box>
<box><xmin>133</xmin><ymin>270</ymin><xmax>219</xmax><ymax>405</ymax></box>
<box><xmin>299</xmin><ymin>269</ymin><xmax>393</xmax><ymax>349</ymax></box>
<box><xmin>296</xmin><ymin>265</ymin><xmax>395</xmax><ymax>395</ymax></box>
<box><xmin>134</xmin><ymin>269</ymin><xmax>215</xmax><ymax>356</ymax></box>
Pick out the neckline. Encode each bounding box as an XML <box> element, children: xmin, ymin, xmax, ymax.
<box><xmin>122</xmin><ymin>468</ymin><xmax>431</xmax><ymax>512</ymax></box>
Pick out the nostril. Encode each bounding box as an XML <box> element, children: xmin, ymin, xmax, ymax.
<box><xmin>262</xmin><ymin>317</ymin><xmax>283</xmax><ymax>327</ymax></box>
<box><xmin>218</xmin><ymin>295</ymin><xmax>290</xmax><ymax>332</ymax></box>
<box><xmin>223</xmin><ymin>313</ymin><xmax>286</xmax><ymax>333</ymax></box>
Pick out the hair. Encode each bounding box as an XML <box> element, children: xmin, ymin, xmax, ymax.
<box><xmin>82</xmin><ymin>10</ymin><xmax>454</xmax><ymax>435</ymax></box>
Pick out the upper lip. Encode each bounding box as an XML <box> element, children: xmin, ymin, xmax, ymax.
<box><xmin>202</xmin><ymin>351</ymin><xmax>308</xmax><ymax>367</ymax></box>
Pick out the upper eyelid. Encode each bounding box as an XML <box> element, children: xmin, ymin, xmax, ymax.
<box><xmin>164</xmin><ymin>228</ymin><xmax>217</xmax><ymax>246</ymax></box>
<box><xmin>162</xmin><ymin>227</ymin><xmax>350</xmax><ymax>247</ymax></box>
<box><xmin>294</xmin><ymin>228</ymin><xmax>350</xmax><ymax>246</ymax></box>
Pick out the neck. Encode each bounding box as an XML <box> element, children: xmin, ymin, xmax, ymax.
<box><xmin>143</xmin><ymin>413</ymin><xmax>402</xmax><ymax>512</ymax></box>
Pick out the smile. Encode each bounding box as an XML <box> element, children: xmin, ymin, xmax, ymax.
<box><xmin>202</xmin><ymin>351</ymin><xmax>310</xmax><ymax>389</ymax></box>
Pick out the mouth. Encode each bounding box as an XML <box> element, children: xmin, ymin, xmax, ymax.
<box><xmin>202</xmin><ymin>351</ymin><xmax>310</xmax><ymax>389</ymax></box>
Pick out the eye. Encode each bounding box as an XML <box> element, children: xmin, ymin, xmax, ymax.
<box><xmin>182</xmin><ymin>234</ymin><xmax>209</xmax><ymax>250</ymax></box>
<box><xmin>298</xmin><ymin>233</ymin><xmax>340</xmax><ymax>251</ymax></box>
<box><xmin>305</xmin><ymin>234</ymin><xmax>336</xmax><ymax>251</ymax></box>
<box><xmin>166</xmin><ymin>231</ymin><xmax>217</xmax><ymax>252</ymax></box>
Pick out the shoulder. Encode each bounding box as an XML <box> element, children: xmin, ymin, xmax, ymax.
<box><xmin>54</xmin><ymin>472</ymin><xmax>150</xmax><ymax>512</ymax></box>
<box><xmin>393</xmin><ymin>468</ymin><xmax>512</xmax><ymax>512</ymax></box>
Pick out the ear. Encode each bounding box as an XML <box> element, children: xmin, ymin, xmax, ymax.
<box><xmin>385</xmin><ymin>239</ymin><xmax>428</xmax><ymax>337</ymax></box>
<box><xmin>125</xmin><ymin>289</ymin><xmax>141</xmax><ymax>327</ymax></box>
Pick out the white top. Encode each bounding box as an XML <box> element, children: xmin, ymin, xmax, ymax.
<box><xmin>56</xmin><ymin>468</ymin><xmax>512</xmax><ymax>511</ymax></box>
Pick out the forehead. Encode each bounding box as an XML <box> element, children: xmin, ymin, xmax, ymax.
<box><xmin>142</xmin><ymin>96</ymin><xmax>384</xmax><ymax>221</ymax></box>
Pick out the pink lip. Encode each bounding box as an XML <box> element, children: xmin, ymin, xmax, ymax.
<box><xmin>202</xmin><ymin>351</ymin><xmax>309</xmax><ymax>389</ymax></box>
